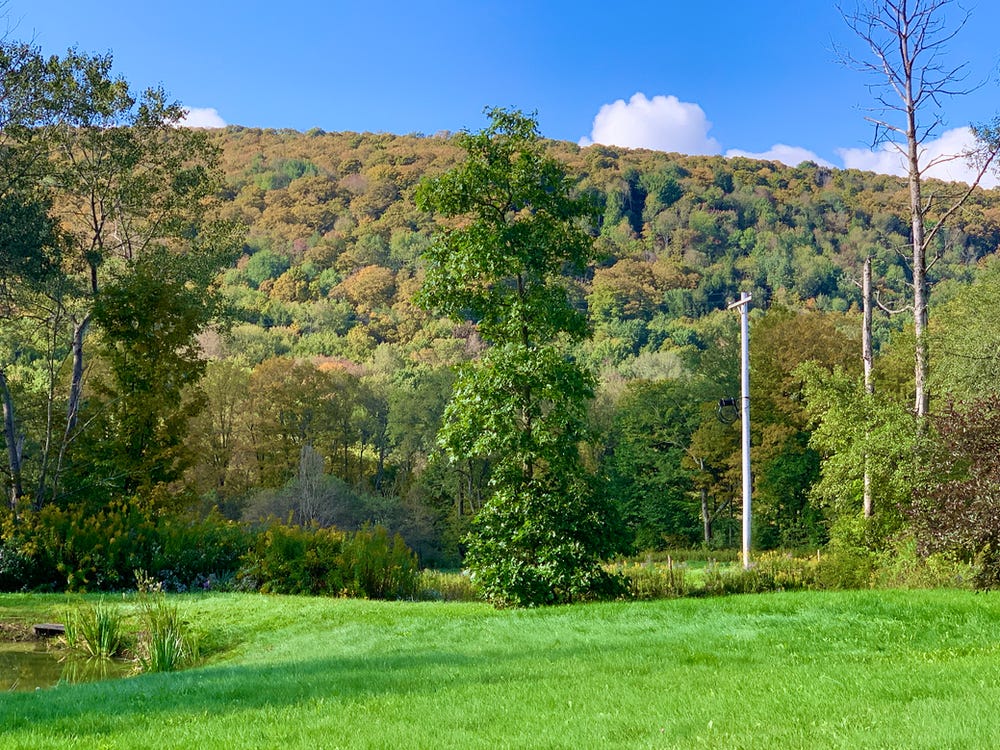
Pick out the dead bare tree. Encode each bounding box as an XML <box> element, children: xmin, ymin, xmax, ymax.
<box><xmin>840</xmin><ymin>0</ymin><xmax>1000</xmax><ymax>418</ymax></box>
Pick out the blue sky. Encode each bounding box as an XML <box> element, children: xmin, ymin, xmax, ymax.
<box><xmin>9</xmin><ymin>1</ymin><xmax>1000</xmax><ymax>184</ymax></box>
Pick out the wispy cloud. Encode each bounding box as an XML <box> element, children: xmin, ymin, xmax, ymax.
<box><xmin>178</xmin><ymin>107</ymin><xmax>227</xmax><ymax>129</ymax></box>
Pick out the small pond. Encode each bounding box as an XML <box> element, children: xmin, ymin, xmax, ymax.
<box><xmin>2</xmin><ymin>641</ymin><xmax>132</xmax><ymax>692</ymax></box>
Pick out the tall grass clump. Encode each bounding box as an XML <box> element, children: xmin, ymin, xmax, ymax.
<box><xmin>613</xmin><ymin>548</ymin><xmax>884</xmax><ymax>599</ymax></box>
<box><xmin>611</xmin><ymin>557</ymin><xmax>691</xmax><ymax>599</ymax></box>
<box><xmin>136</xmin><ymin>598</ymin><xmax>199</xmax><ymax>672</ymax></box>
<box><xmin>417</xmin><ymin>569</ymin><xmax>481</xmax><ymax>601</ymax></box>
<box><xmin>635</xmin><ymin>547</ymin><xmax>742</xmax><ymax>564</ymax></box>
<box><xmin>63</xmin><ymin>598</ymin><xmax>129</xmax><ymax>659</ymax></box>
<box><xmin>134</xmin><ymin>571</ymin><xmax>199</xmax><ymax>673</ymax></box>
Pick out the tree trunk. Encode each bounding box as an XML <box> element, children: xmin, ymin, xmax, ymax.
<box><xmin>701</xmin><ymin>486</ymin><xmax>712</xmax><ymax>544</ymax></box>
<box><xmin>863</xmin><ymin>258</ymin><xmax>874</xmax><ymax>393</ymax></box>
<box><xmin>0</xmin><ymin>370</ymin><xmax>24</xmax><ymax>515</ymax></box>
<box><xmin>46</xmin><ymin>314</ymin><xmax>90</xmax><ymax>508</ymax></box>
<box><xmin>65</xmin><ymin>314</ymin><xmax>89</xmax><ymax>436</ymax></box>
<box><xmin>907</xmin><ymin>100</ymin><xmax>930</xmax><ymax>418</ymax></box>
<box><xmin>862</xmin><ymin>257</ymin><xmax>874</xmax><ymax>519</ymax></box>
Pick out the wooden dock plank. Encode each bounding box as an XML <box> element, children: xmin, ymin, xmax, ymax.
<box><xmin>32</xmin><ymin>623</ymin><xmax>65</xmax><ymax>637</ymax></box>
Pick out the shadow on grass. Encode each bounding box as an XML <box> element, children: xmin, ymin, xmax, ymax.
<box><xmin>6</xmin><ymin>591</ymin><xmax>996</xmax><ymax>743</ymax></box>
<box><xmin>0</xmin><ymin>646</ymin><xmax>498</xmax><ymax>736</ymax></box>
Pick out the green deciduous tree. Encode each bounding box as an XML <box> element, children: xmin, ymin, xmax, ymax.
<box><xmin>47</xmin><ymin>56</ymin><xmax>239</xmax><ymax>509</ymax></box>
<box><xmin>0</xmin><ymin>41</ymin><xmax>69</xmax><ymax>515</ymax></box>
<box><xmin>801</xmin><ymin>363</ymin><xmax>917</xmax><ymax>550</ymax></box>
<box><xmin>0</xmin><ymin>44</ymin><xmax>239</xmax><ymax>512</ymax></box>
<box><xmin>183</xmin><ymin>359</ymin><xmax>253</xmax><ymax>508</ymax></box>
<box><xmin>750</xmin><ymin>308</ymin><xmax>859</xmax><ymax>547</ymax></box>
<box><xmin>69</xmin><ymin>241</ymin><xmax>234</xmax><ymax>505</ymax></box>
<box><xmin>416</xmin><ymin>107</ymin><xmax>624</xmax><ymax>605</ymax></box>
<box><xmin>602</xmin><ymin>379</ymin><xmax>710</xmax><ymax>550</ymax></box>
<box><xmin>930</xmin><ymin>257</ymin><xmax>1000</xmax><ymax>401</ymax></box>
<box><xmin>244</xmin><ymin>358</ymin><xmax>342</xmax><ymax>487</ymax></box>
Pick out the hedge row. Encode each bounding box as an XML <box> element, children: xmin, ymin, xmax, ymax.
<box><xmin>0</xmin><ymin>505</ymin><xmax>418</xmax><ymax>599</ymax></box>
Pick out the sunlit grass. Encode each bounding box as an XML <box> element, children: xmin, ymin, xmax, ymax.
<box><xmin>2</xmin><ymin>590</ymin><xmax>1000</xmax><ymax>748</ymax></box>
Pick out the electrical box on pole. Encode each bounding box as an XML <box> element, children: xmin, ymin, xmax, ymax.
<box><xmin>727</xmin><ymin>292</ymin><xmax>752</xmax><ymax>569</ymax></box>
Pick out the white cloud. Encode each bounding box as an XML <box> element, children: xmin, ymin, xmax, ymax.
<box><xmin>579</xmin><ymin>93</ymin><xmax>721</xmax><ymax>155</ymax></box>
<box><xmin>837</xmin><ymin>127</ymin><xmax>998</xmax><ymax>188</ymax></box>
<box><xmin>725</xmin><ymin>144</ymin><xmax>833</xmax><ymax>168</ymax></box>
<box><xmin>178</xmin><ymin>107</ymin><xmax>227</xmax><ymax>129</ymax></box>
<box><xmin>579</xmin><ymin>94</ymin><xmax>997</xmax><ymax>188</ymax></box>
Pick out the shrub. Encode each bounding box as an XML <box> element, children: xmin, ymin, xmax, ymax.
<box><xmin>150</xmin><ymin>511</ymin><xmax>251</xmax><ymax>592</ymax></box>
<box><xmin>32</xmin><ymin>502</ymin><xmax>160</xmax><ymax>591</ymax></box>
<box><xmin>0</xmin><ymin>539</ymin><xmax>41</xmax><ymax>592</ymax></box>
<box><xmin>873</xmin><ymin>537</ymin><xmax>974</xmax><ymax>589</ymax></box>
<box><xmin>0</xmin><ymin>504</ymin><xmax>250</xmax><ymax>593</ymax></box>
<box><xmin>238</xmin><ymin>522</ymin><xmax>419</xmax><ymax>599</ymax></box>
<box><xmin>910</xmin><ymin>396</ymin><xmax>1000</xmax><ymax>588</ymax></box>
<box><xmin>417</xmin><ymin>570</ymin><xmax>481</xmax><ymax>602</ymax></box>
<box><xmin>238</xmin><ymin>523</ymin><xmax>346</xmax><ymax>595</ymax></box>
<box><xmin>751</xmin><ymin>551</ymin><xmax>814</xmax><ymax>590</ymax></box>
<box><xmin>811</xmin><ymin>549</ymin><xmax>875</xmax><ymax>589</ymax></box>
<box><xmin>340</xmin><ymin>526</ymin><xmax>419</xmax><ymax>600</ymax></box>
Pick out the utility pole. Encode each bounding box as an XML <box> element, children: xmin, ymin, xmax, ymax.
<box><xmin>728</xmin><ymin>292</ymin><xmax>752</xmax><ymax>569</ymax></box>
<box><xmin>862</xmin><ymin>257</ymin><xmax>874</xmax><ymax>518</ymax></box>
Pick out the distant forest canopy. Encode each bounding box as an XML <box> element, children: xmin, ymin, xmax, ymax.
<box><xmin>157</xmin><ymin>124</ymin><xmax>1000</xmax><ymax>560</ymax></box>
<box><xmin>8</xmin><ymin>118</ymin><xmax>1000</xmax><ymax>572</ymax></box>
<box><xmin>206</xmin><ymin>125</ymin><xmax>1000</xmax><ymax>369</ymax></box>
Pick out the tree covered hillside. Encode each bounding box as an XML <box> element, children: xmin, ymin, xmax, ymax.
<box><xmin>208</xmin><ymin>126</ymin><xmax>999</xmax><ymax>366</ymax></box>
<box><xmin>184</xmin><ymin>125</ymin><xmax>1000</xmax><ymax>561</ymax></box>
<box><xmin>6</xmin><ymin>111</ymin><xmax>1000</xmax><ymax>580</ymax></box>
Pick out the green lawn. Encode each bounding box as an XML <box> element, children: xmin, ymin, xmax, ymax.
<box><xmin>2</xmin><ymin>590</ymin><xmax>999</xmax><ymax>749</ymax></box>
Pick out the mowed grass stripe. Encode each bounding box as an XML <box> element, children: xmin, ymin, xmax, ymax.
<box><xmin>2</xmin><ymin>590</ymin><xmax>999</xmax><ymax>749</ymax></box>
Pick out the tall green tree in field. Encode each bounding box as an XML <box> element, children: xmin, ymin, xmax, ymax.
<box><xmin>416</xmin><ymin>108</ymin><xmax>624</xmax><ymax>606</ymax></box>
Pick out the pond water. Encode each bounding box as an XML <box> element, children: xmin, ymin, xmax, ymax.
<box><xmin>1</xmin><ymin>642</ymin><xmax>132</xmax><ymax>692</ymax></box>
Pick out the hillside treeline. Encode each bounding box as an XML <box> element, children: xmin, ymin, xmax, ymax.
<box><xmin>5</xmin><ymin>102</ymin><xmax>1000</xmax><ymax>582</ymax></box>
<box><xmin>190</xmin><ymin>126</ymin><xmax>1000</xmax><ymax>561</ymax></box>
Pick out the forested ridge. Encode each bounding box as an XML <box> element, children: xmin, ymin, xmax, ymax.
<box><xmin>187</xmin><ymin>125</ymin><xmax>1000</xmax><ymax>559</ymax></box>
<box><xmin>6</xmin><ymin>109</ymin><xmax>1000</xmax><ymax>588</ymax></box>
<box><xmin>207</xmin><ymin>125</ymin><xmax>1000</xmax><ymax>363</ymax></box>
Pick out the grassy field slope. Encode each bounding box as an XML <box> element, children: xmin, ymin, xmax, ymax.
<box><xmin>2</xmin><ymin>590</ymin><xmax>999</xmax><ymax>749</ymax></box>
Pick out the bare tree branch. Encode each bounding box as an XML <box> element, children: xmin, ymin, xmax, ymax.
<box><xmin>841</xmin><ymin>0</ymin><xmax>994</xmax><ymax>418</ymax></box>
